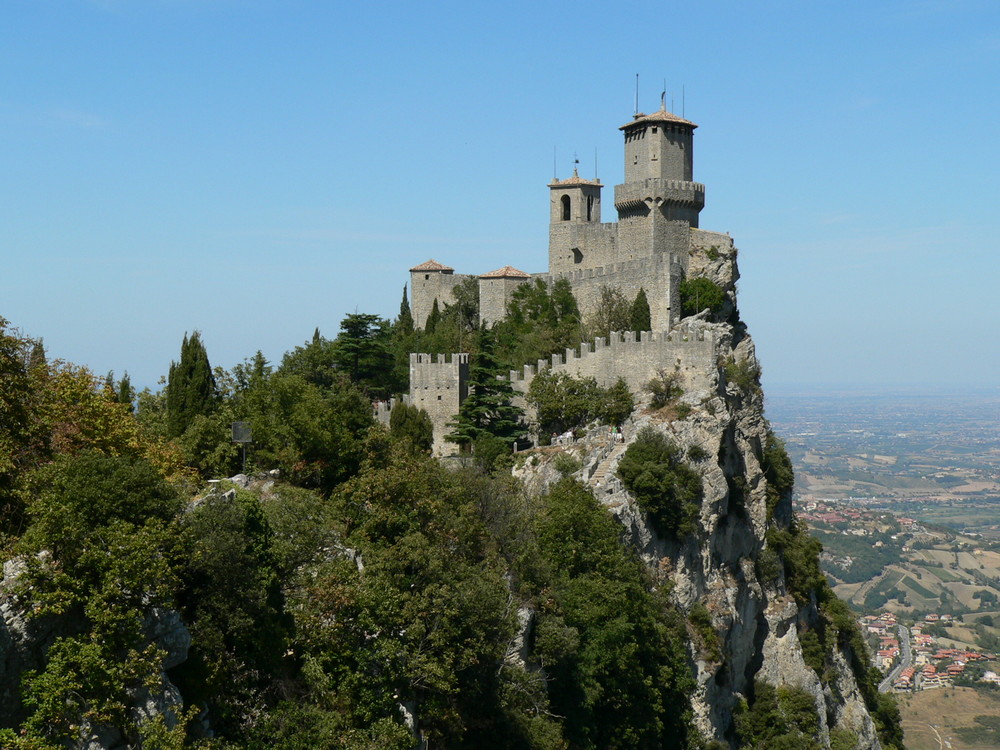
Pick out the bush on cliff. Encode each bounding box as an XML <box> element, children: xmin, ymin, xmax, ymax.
<box><xmin>616</xmin><ymin>427</ymin><xmax>702</xmax><ymax>538</ymax></box>
<box><xmin>679</xmin><ymin>277</ymin><xmax>726</xmax><ymax>318</ymax></box>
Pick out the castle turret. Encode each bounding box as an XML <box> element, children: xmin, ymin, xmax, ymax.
<box><xmin>621</xmin><ymin>107</ymin><xmax>695</xmax><ymax>183</ymax></box>
<box><xmin>547</xmin><ymin>169</ymin><xmax>608</xmax><ymax>272</ymax></box>
<box><xmin>615</xmin><ymin>107</ymin><xmax>705</xmax><ymax>228</ymax></box>
<box><xmin>479</xmin><ymin>265</ymin><xmax>530</xmax><ymax>326</ymax></box>
<box><xmin>548</xmin><ymin>168</ymin><xmax>602</xmax><ymax>225</ymax></box>
<box><xmin>410</xmin><ymin>258</ymin><xmax>462</xmax><ymax>329</ymax></box>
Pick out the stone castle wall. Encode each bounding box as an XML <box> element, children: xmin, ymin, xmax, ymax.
<box><xmin>507</xmin><ymin>319</ymin><xmax>720</xmax><ymax>400</ymax></box>
<box><xmin>410</xmin><ymin>319</ymin><xmax>721</xmax><ymax>456</ymax></box>
<box><xmin>409</xmin><ymin>352</ymin><xmax>470</xmax><ymax>456</ymax></box>
<box><xmin>534</xmin><ymin>252</ymin><xmax>682</xmax><ymax>332</ymax></box>
<box><xmin>410</xmin><ymin>272</ymin><xmax>475</xmax><ymax>329</ymax></box>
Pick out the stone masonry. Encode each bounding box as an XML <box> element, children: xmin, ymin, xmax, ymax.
<box><xmin>408</xmin><ymin>105</ymin><xmax>737</xmax><ymax>455</ymax></box>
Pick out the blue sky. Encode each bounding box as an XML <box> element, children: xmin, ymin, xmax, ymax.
<box><xmin>3</xmin><ymin>0</ymin><xmax>998</xmax><ymax>392</ymax></box>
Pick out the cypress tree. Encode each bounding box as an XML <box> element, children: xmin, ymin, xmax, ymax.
<box><xmin>425</xmin><ymin>298</ymin><xmax>441</xmax><ymax>333</ymax></box>
<box><xmin>117</xmin><ymin>372</ymin><xmax>135</xmax><ymax>413</ymax></box>
<box><xmin>28</xmin><ymin>339</ymin><xmax>46</xmax><ymax>375</ymax></box>
<box><xmin>166</xmin><ymin>331</ymin><xmax>217</xmax><ymax>438</ymax></box>
<box><xmin>631</xmin><ymin>287</ymin><xmax>651</xmax><ymax>333</ymax></box>
<box><xmin>397</xmin><ymin>285</ymin><xmax>414</xmax><ymax>334</ymax></box>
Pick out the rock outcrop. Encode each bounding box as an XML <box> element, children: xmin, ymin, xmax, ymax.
<box><xmin>515</xmin><ymin>243</ymin><xmax>884</xmax><ymax>748</ymax></box>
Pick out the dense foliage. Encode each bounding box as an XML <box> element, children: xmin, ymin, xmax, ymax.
<box><xmin>616</xmin><ymin>427</ymin><xmax>703</xmax><ymax>538</ymax></box>
<box><xmin>446</xmin><ymin>327</ymin><xmax>526</xmax><ymax>449</ymax></box>
<box><xmin>0</xmin><ymin>310</ymin><xmax>905</xmax><ymax>750</ymax></box>
<box><xmin>678</xmin><ymin>277</ymin><xmax>726</xmax><ymax>318</ymax></box>
<box><xmin>527</xmin><ymin>370</ymin><xmax>633</xmax><ymax>439</ymax></box>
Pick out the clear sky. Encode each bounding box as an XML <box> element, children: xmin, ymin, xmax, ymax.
<box><xmin>3</xmin><ymin>0</ymin><xmax>998</xmax><ymax>393</ymax></box>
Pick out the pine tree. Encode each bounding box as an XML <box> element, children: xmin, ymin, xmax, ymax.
<box><xmin>631</xmin><ymin>287</ymin><xmax>651</xmax><ymax>333</ymax></box>
<box><xmin>28</xmin><ymin>339</ymin><xmax>46</xmax><ymax>375</ymax></box>
<box><xmin>117</xmin><ymin>372</ymin><xmax>135</xmax><ymax>413</ymax></box>
<box><xmin>425</xmin><ymin>298</ymin><xmax>441</xmax><ymax>333</ymax></box>
<box><xmin>397</xmin><ymin>285</ymin><xmax>414</xmax><ymax>334</ymax></box>
<box><xmin>166</xmin><ymin>331</ymin><xmax>217</xmax><ymax>438</ymax></box>
<box><xmin>446</xmin><ymin>327</ymin><xmax>525</xmax><ymax>448</ymax></box>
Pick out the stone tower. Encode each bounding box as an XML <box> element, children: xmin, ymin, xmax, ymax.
<box><xmin>614</xmin><ymin>107</ymin><xmax>705</xmax><ymax>256</ymax></box>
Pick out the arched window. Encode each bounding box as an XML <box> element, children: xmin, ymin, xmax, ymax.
<box><xmin>561</xmin><ymin>194</ymin><xmax>571</xmax><ymax>221</ymax></box>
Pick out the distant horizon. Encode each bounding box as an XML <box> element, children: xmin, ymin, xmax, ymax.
<box><xmin>765</xmin><ymin>381</ymin><xmax>1000</xmax><ymax>399</ymax></box>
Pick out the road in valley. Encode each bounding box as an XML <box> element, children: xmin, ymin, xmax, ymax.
<box><xmin>879</xmin><ymin>623</ymin><xmax>912</xmax><ymax>693</ymax></box>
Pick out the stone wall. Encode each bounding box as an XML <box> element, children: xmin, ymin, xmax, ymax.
<box><xmin>410</xmin><ymin>271</ymin><xmax>475</xmax><ymax>329</ymax></box>
<box><xmin>507</xmin><ymin>318</ymin><xmax>720</xmax><ymax>400</ymax></box>
<box><xmin>409</xmin><ymin>318</ymin><xmax>722</xmax><ymax>455</ymax></box>
<box><xmin>534</xmin><ymin>251</ymin><xmax>681</xmax><ymax>331</ymax></box>
<box><xmin>409</xmin><ymin>352</ymin><xmax>469</xmax><ymax>456</ymax></box>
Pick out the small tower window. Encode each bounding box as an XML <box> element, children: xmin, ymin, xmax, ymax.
<box><xmin>586</xmin><ymin>195</ymin><xmax>593</xmax><ymax>221</ymax></box>
<box><xmin>572</xmin><ymin>248</ymin><xmax>583</xmax><ymax>264</ymax></box>
<box><xmin>561</xmin><ymin>194</ymin><xmax>571</xmax><ymax>221</ymax></box>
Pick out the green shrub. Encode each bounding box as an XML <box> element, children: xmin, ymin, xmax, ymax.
<box><xmin>679</xmin><ymin>277</ymin><xmax>726</xmax><ymax>318</ymax></box>
<box><xmin>553</xmin><ymin>453</ymin><xmax>581</xmax><ymax>477</ymax></box>
<box><xmin>762</xmin><ymin>430</ymin><xmax>794</xmax><ymax>518</ymax></box>
<box><xmin>528</xmin><ymin>371</ymin><xmax>634</xmax><ymax>436</ymax></box>
<box><xmin>689</xmin><ymin>602</ymin><xmax>722</xmax><ymax>663</ymax></box>
<box><xmin>616</xmin><ymin>427</ymin><xmax>702</xmax><ymax>538</ymax></box>
<box><xmin>724</xmin><ymin>356</ymin><xmax>761</xmax><ymax>395</ymax></box>
<box><xmin>646</xmin><ymin>369</ymin><xmax>683</xmax><ymax>409</ymax></box>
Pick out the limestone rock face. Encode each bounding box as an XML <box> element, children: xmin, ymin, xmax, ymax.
<box><xmin>517</xmin><ymin>245</ymin><xmax>884</xmax><ymax>748</ymax></box>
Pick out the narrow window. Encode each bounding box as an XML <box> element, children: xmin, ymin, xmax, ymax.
<box><xmin>572</xmin><ymin>248</ymin><xmax>583</xmax><ymax>264</ymax></box>
<box><xmin>561</xmin><ymin>194</ymin><xmax>571</xmax><ymax>221</ymax></box>
<box><xmin>586</xmin><ymin>195</ymin><xmax>593</xmax><ymax>221</ymax></box>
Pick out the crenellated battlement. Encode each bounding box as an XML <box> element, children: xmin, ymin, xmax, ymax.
<box><xmin>405</xmin><ymin>106</ymin><xmax>736</xmax><ymax>455</ymax></box>
<box><xmin>409</xmin><ymin>352</ymin><xmax>470</xmax><ymax>456</ymax></box>
<box><xmin>503</xmin><ymin>320</ymin><xmax>721</xmax><ymax>401</ymax></box>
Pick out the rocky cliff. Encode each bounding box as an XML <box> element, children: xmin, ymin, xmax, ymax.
<box><xmin>514</xmin><ymin>244</ymin><xmax>889</xmax><ymax>749</ymax></box>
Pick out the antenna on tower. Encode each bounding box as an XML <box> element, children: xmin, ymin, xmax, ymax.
<box><xmin>573</xmin><ymin>151</ymin><xmax>579</xmax><ymax>176</ymax></box>
<box><xmin>661</xmin><ymin>79</ymin><xmax>666</xmax><ymax>110</ymax></box>
<box><xmin>634</xmin><ymin>73</ymin><xmax>639</xmax><ymax>116</ymax></box>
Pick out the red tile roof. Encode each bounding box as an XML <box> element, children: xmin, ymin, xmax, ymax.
<box><xmin>410</xmin><ymin>259</ymin><xmax>454</xmax><ymax>272</ymax></box>
<box><xmin>479</xmin><ymin>265</ymin><xmax>530</xmax><ymax>279</ymax></box>
<box><xmin>620</xmin><ymin>107</ymin><xmax>697</xmax><ymax>131</ymax></box>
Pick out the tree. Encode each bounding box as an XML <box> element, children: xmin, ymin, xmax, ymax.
<box><xmin>334</xmin><ymin>313</ymin><xmax>395</xmax><ymax>397</ymax></box>
<box><xmin>14</xmin><ymin>452</ymin><xmax>183</xmax><ymax>744</ymax></box>
<box><xmin>0</xmin><ymin>318</ymin><xmax>38</xmax><ymax>529</ymax></box>
<box><xmin>532</xmin><ymin>478</ymin><xmax>696</xmax><ymax>748</ymax></box>
<box><xmin>447</xmin><ymin>328</ymin><xmax>525</xmax><ymax>448</ymax></box>
<box><xmin>630</xmin><ymin>287</ymin><xmax>651</xmax><ymax>333</ymax></box>
<box><xmin>616</xmin><ymin>427</ymin><xmax>703</xmax><ymax>538</ymax></box>
<box><xmin>585</xmin><ymin>286</ymin><xmax>632</xmax><ymax>339</ymax></box>
<box><xmin>396</xmin><ymin>284</ymin><xmax>414</xmax><ymax>334</ymax></box>
<box><xmin>166</xmin><ymin>331</ymin><xmax>217</xmax><ymax>438</ymax></box>
<box><xmin>388</xmin><ymin>401</ymin><xmax>433</xmax><ymax>453</ymax></box>
<box><xmin>490</xmin><ymin>278</ymin><xmax>582</xmax><ymax>370</ymax></box>
<box><xmin>425</xmin><ymin>298</ymin><xmax>441</xmax><ymax>333</ymax></box>
<box><xmin>279</xmin><ymin>328</ymin><xmax>339</xmax><ymax>389</ymax></box>
<box><xmin>679</xmin><ymin>277</ymin><xmax>726</xmax><ymax>318</ymax></box>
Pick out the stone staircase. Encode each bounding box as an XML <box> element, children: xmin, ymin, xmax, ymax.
<box><xmin>588</xmin><ymin>442</ymin><xmax>626</xmax><ymax>489</ymax></box>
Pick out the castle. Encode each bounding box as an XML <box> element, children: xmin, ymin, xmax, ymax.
<box><xmin>408</xmin><ymin>103</ymin><xmax>738</xmax><ymax>455</ymax></box>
